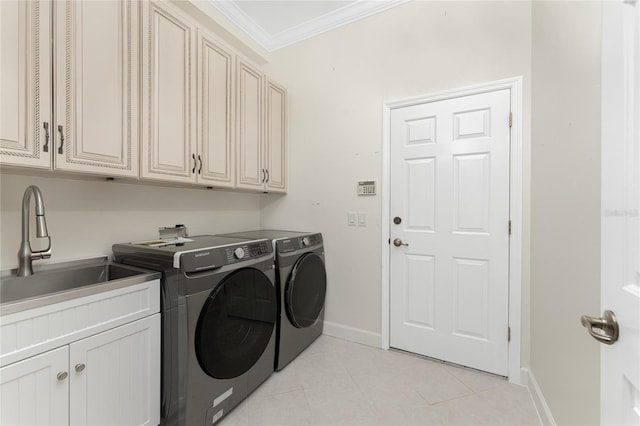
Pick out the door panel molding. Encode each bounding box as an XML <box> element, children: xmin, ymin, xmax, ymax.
<box><xmin>382</xmin><ymin>76</ymin><xmax>523</xmax><ymax>383</ymax></box>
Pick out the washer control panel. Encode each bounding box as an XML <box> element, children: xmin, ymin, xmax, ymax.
<box><xmin>180</xmin><ymin>241</ymin><xmax>271</xmax><ymax>272</ymax></box>
<box><xmin>225</xmin><ymin>241</ymin><xmax>270</xmax><ymax>264</ymax></box>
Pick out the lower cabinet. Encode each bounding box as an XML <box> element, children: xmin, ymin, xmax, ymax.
<box><xmin>0</xmin><ymin>346</ymin><xmax>69</xmax><ymax>425</ymax></box>
<box><xmin>0</xmin><ymin>315</ymin><xmax>160</xmax><ymax>426</ymax></box>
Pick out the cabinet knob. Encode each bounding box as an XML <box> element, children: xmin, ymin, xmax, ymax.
<box><xmin>57</xmin><ymin>371</ymin><xmax>68</xmax><ymax>381</ymax></box>
<box><xmin>75</xmin><ymin>363</ymin><xmax>86</xmax><ymax>373</ymax></box>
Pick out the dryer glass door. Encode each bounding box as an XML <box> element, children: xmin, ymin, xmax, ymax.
<box><xmin>285</xmin><ymin>253</ymin><xmax>327</xmax><ymax>328</ymax></box>
<box><xmin>195</xmin><ymin>268</ymin><xmax>277</xmax><ymax>379</ymax></box>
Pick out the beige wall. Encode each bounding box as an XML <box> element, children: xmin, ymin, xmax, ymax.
<box><xmin>0</xmin><ymin>173</ymin><xmax>261</xmax><ymax>269</ymax></box>
<box><xmin>531</xmin><ymin>2</ymin><xmax>602</xmax><ymax>424</ymax></box>
<box><xmin>0</xmin><ymin>2</ymin><xmax>607</xmax><ymax>423</ymax></box>
<box><xmin>259</xmin><ymin>0</ymin><xmax>533</xmax><ymax>355</ymax></box>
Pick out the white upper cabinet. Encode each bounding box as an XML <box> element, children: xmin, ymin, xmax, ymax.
<box><xmin>140</xmin><ymin>0</ymin><xmax>197</xmax><ymax>184</ymax></box>
<box><xmin>0</xmin><ymin>0</ymin><xmax>138</xmax><ymax>177</ymax></box>
<box><xmin>236</xmin><ymin>58</ymin><xmax>288</xmax><ymax>193</ymax></box>
<box><xmin>236</xmin><ymin>57</ymin><xmax>265</xmax><ymax>190</ymax></box>
<box><xmin>265</xmin><ymin>79</ymin><xmax>287</xmax><ymax>193</ymax></box>
<box><xmin>53</xmin><ymin>0</ymin><xmax>139</xmax><ymax>177</ymax></box>
<box><xmin>0</xmin><ymin>0</ymin><xmax>52</xmax><ymax>169</ymax></box>
<box><xmin>1</xmin><ymin>0</ymin><xmax>287</xmax><ymax>192</ymax></box>
<box><xmin>197</xmin><ymin>28</ymin><xmax>236</xmax><ymax>188</ymax></box>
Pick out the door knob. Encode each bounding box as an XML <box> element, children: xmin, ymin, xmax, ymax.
<box><xmin>393</xmin><ymin>238</ymin><xmax>408</xmax><ymax>247</ymax></box>
<box><xmin>581</xmin><ymin>310</ymin><xmax>619</xmax><ymax>345</ymax></box>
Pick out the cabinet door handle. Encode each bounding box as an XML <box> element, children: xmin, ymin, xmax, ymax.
<box><xmin>261</xmin><ymin>169</ymin><xmax>266</xmax><ymax>183</ymax></box>
<box><xmin>57</xmin><ymin>371</ymin><xmax>68</xmax><ymax>381</ymax></box>
<box><xmin>57</xmin><ymin>125</ymin><xmax>64</xmax><ymax>154</ymax></box>
<box><xmin>43</xmin><ymin>122</ymin><xmax>50</xmax><ymax>152</ymax></box>
<box><xmin>75</xmin><ymin>363</ymin><xmax>86</xmax><ymax>373</ymax></box>
<box><xmin>191</xmin><ymin>154</ymin><xmax>196</xmax><ymax>174</ymax></box>
<box><xmin>198</xmin><ymin>155</ymin><xmax>202</xmax><ymax>174</ymax></box>
<box><xmin>265</xmin><ymin>169</ymin><xmax>270</xmax><ymax>183</ymax></box>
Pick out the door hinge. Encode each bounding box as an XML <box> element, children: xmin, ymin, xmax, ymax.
<box><xmin>388</xmin><ymin>238</ymin><xmax>391</xmax><ymax>245</ymax></box>
<box><xmin>508</xmin><ymin>327</ymin><xmax>511</xmax><ymax>342</ymax></box>
<box><xmin>508</xmin><ymin>220</ymin><xmax>512</xmax><ymax>235</ymax></box>
<box><xmin>509</xmin><ymin>112</ymin><xmax>513</xmax><ymax>128</ymax></box>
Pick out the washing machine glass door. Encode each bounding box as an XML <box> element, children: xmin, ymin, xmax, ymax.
<box><xmin>285</xmin><ymin>253</ymin><xmax>327</xmax><ymax>328</ymax></box>
<box><xmin>195</xmin><ymin>268</ymin><xmax>277</xmax><ymax>379</ymax></box>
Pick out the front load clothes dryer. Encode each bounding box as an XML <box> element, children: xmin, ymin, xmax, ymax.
<box><xmin>219</xmin><ymin>230</ymin><xmax>326</xmax><ymax>371</ymax></box>
<box><xmin>113</xmin><ymin>236</ymin><xmax>276</xmax><ymax>425</ymax></box>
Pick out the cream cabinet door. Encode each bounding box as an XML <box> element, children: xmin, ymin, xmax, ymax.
<box><xmin>54</xmin><ymin>0</ymin><xmax>139</xmax><ymax>177</ymax></box>
<box><xmin>236</xmin><ymin>57</ymin><xmax>265</xmax><ymax>190</ymax></box>
<box><xmin>0</xmin><ymin>346</ymin><xmax>69</xmax><ymax>426</ymax></box>
<box><xmin>265</xmin><ymin>80</ymin><xmax>287</xmax><ymax>193</ymax></box>
<box><xmin>197</xmin><ymin>29</ymin><xmax>235</xmax><ymax>188</ymax></box>
<box><xmin>69</xmin><ymin>315</ymin><xmax>160</xmax><ymax>426</ymax></box>
<box><xmin>0</xmin><ymin>0</ymin><xmax>52</xmax><ymax>169</ymax></box>
<box><xmin>141</xmin><ymin>1</ymin><xmax>197</xmax><ymax>184</ymax></box>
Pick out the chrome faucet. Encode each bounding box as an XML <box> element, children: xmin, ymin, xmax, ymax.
<box><xmin>17</xmin><ymin>185</ymin><xmax>52</xmax><ymax>277</ymax></box>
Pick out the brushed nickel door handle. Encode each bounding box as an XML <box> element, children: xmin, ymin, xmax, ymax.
<box><xmin>581</xmin><ymin>310</ymin><xmax>619</xmax><ymax>345</ymax></box>
<box><xmin>393</xmin><ymin>238</ymin><xmax>408</xmax><ymax>247</ymax></box>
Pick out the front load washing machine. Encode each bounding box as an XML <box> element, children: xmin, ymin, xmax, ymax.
<box><xmin>113</xmin><ymin>236</ymin><xmax>276</xmax><ymax>425</ymax></box>
<box><xmin>219</xmin><ymin>230</ymin><xmax>326</xmax><ymax>371</ymax></box>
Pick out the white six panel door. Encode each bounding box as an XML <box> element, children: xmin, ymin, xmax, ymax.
<box><xmin>600</xmin><ymin>1</ymin><xmax>640</xmax><ymax>424</ymax></box>
<box><xmin>390</xmin><ymin>89</ymin><xmax>511</xmax><ymax>375</ymax></box>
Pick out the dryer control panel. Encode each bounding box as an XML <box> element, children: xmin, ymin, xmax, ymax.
<box><xmin>277</xmin><ymin>233</ymin><xmax>323</xmax><ymax>253</ymax></box>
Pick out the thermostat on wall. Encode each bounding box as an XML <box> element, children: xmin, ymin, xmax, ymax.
<box><xmin>357</xmin><ymin>180</ymin><xmax>376</xmax><ymax>196</ymax></box>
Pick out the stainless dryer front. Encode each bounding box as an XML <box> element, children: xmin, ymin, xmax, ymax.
<box><xmin>219</xmin><ymin>230</ymin><xmax>326</xmax><ymax>371</ymax></box>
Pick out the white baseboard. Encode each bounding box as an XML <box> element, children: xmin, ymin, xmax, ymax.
<box><xmin>322</xmin><ymin>321</ymin><xmax>382</xmax><ymax>348</ymax></box>
<box><xmin>523</xmin><ymin>368</ymin><xmax>557</xmax><ymax>426</ymax></box>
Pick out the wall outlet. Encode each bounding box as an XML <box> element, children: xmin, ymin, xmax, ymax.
<box><xmin>348</xmin><ymin>211</ymin><xmax>357</xmax><ymax>226</ymax></box>
<box><xmin>358</xmin><ymin>212</ymin><xmax>367</xmax><ymax>227</ymax></box>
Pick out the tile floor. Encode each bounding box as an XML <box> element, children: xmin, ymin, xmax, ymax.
<box><xmin>220</xmin><ymin>335</ymin><xmax>541</xmax><ymax>426</ymax></box>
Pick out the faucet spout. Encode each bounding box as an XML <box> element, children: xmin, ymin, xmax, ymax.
<box><xmin>17</xmin><ymin>185</ymin><xmax>52</xmax><ymax>277</ymax></box>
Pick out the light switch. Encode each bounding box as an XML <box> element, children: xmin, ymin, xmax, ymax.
<box><xmin>348</xmin><ymin>211</ymin><xmax>357</xmax><ymax>226</ymax></box>
<box><xmin>358</xmin><ymin>212</ymin><xmax>367</xmax><ymax>227</ymax></box>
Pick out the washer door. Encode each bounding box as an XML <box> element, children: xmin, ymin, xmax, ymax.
<box><xmin>195</xmin><ymin>268</ymin><xmax>277</xmax><ymax>379</ymax></box>
<box><xmin>285</xmin><ymin>253</ymin><xmax>327</xmax><ymax>328</ymax></box>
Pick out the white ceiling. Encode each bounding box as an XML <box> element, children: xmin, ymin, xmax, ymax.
<box><xmin>208</xmin><ymin>0</ymin><xmax>409</xmax><ymax>52</ymax></box>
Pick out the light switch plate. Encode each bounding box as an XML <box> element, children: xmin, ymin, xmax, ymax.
<box><xmin>358</xmin><ymin>212</ymin><xmax>367</xmax><ymax>227</ymax></box>
<box><xmin>348</xmin><ymin>211</ymin><xmax>357</xmax><ymax>226</ymax></box>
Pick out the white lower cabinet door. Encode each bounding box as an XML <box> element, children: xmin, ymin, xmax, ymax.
<box><xmin>0</xmin><ymin>346</ymin><xmax>69</xmax><ymax>426</ymax></box>
<box><xmin>69</xmin><ymin>314</ymin><xmax>160</xmax><ymax>426</ymax></box>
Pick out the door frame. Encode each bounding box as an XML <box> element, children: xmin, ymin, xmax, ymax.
<box><xmin>381</xmin><ymin>77</ymin><xmax>524</xmax><ymax>383</ymax></box>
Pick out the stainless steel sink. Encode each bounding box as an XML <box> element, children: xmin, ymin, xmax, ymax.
<box><xmin>0</xmin><ymin>257</ymin><xmax>159</xmax><ymax>315</ymax></box>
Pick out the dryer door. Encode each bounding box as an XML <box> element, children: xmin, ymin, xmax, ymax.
<box><xmin>195</xmin><ymin>268</ymin><xmax>277</xmax><ymax>379</ymax></box>
<box><xmin>285</xmin><ymin>253</ymin><xmax>327</xmax><ymax>328</ymax></box>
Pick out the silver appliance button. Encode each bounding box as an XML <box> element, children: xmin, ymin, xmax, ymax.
<box><xmin>233</xmin><ymin>247</ymin><xmax>245</xmax><ymax>259</ymax></box>
<box><xmin>302</xmin><ymin>237</ymin><xmax>311</xmax><ymax>246</ymax></box>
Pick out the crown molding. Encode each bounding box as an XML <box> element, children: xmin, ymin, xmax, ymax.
<box><xmin>208</xmin><ymin>0</ymin><xmax>410</xmax><ymax>52</ymax></box>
